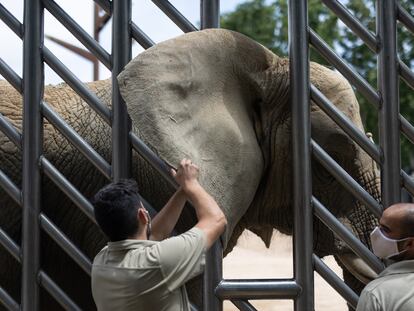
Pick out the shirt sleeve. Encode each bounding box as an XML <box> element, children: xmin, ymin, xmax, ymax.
<box><xmin>356</xmin><ymin>290</ymin><xmax>383</xmax><ymax>311</ymax></box>
<box><xmin>157</xmin><ymin>227</ymin><xmax>207</xmax><ymax>292</ymax></box>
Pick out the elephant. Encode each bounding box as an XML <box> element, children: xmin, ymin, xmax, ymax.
<box><xmin>0</xmin><ymin>28</ymin><xmax>380</xmax><ymax>310</ymax></box>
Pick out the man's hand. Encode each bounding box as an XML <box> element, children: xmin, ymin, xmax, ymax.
<box><xmin>172</xmin><ymin>158</ymin><xmax>227</xmax><ymax>249</ymax></box>
<box><xmin>171</xmin><ymin>158</ymin><xmax>200</xmax><ymax>191</ymax></box>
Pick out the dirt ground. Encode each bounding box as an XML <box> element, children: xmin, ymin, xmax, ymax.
<box><xmin>222</xmin><ymin>230</ymin><xmax>348</xmax><ymax>311</ymax></box>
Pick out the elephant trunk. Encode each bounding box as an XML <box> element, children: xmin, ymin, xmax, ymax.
<box><xmin>336</xmin><ymin>165</ymin><xmax>381</xmax><ymax>284</ymax></box>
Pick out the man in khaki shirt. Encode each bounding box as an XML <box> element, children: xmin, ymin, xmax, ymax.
<box><xmin>356</xmin><ymin>203</ymin><xmax>414</xmax><ymax>311</ymax></box>
<box><xmin>91</xmin><ymin>159</ymin><xmax>227</xmax><ymax>311</ymax></box>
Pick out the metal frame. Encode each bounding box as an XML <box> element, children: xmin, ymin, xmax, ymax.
<box><xmin>0</xmin><ymin>0</ymin><xmax>413</xmax><ymax>310</ymax></box>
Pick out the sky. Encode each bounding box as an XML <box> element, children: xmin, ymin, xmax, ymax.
<box><xmin>0</xmin><ymin>0</ymin><xmax>244</xmax><ymax>85</ymax></box>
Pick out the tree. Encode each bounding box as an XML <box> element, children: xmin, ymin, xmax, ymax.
<box><xmin>221</xmin><ymin>0</ymin><xmax>414</xmax><ymax>168</ymax></box>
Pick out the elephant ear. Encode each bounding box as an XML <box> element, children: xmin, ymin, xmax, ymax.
<box><xmin>117</xmin><ymin>30</ymin><xmax>263</xmax><ymax>247</ymax></box>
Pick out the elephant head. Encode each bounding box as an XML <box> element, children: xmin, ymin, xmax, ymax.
<box><xmin>118</xmin><ymin>29</ymin><xmax>380</xmax><ymax>288</ymax></box>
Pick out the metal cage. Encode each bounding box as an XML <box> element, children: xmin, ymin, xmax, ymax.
<box><xmin>0</xmin><ymin>0</ymin><xmax>413</xmax><ymax>310</ymax></box>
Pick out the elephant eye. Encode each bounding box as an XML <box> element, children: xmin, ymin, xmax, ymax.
<box><xmin>312</xmin><ymin>157</ymin><xmax>335</xmax><ymax>184</ymax></box>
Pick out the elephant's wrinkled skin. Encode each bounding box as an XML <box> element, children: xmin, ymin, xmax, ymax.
<box><xmin>0</xmin><ymin>29</ymin><xmax>379</xmax><ymax>310</ymax></box>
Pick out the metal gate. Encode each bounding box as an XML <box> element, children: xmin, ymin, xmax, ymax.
<box><xmin>0</xmin><ymin>0</ymin><xmax>413</xmax><ymax>310</ymax></box>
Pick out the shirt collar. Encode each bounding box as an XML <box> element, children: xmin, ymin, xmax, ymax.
<box><xmin>379</xmin><ymin>259</ymin><xmax>414</xmax><ymax>277</ymax></box>
<box><xmin>107</xmin><ymin>239</ymin><xmax>156</xmax><ymax>251</ymax></box>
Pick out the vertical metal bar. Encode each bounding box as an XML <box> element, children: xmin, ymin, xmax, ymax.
<box><xmin>112</xmin><ymin>0</ymin><xmax>132</xmax><ymax>181</ymax></box>
<box><xmin>377</xmin><ymin>0</ymin><xmax>401</xmax><ymax>207</ymax></box>
<box><xmin>93</xmin><ymin>3</ymin><xmax>100</xmax><ymax>81</ymax></box>
<box><xmin>21</xmin><ymin>0</ymin><xmax>44</xmax><ymax>310</ymax></box>
<box><xmin>200</xmin><ymin>0</ymin><xmax>220</xmax><ymax>29</ymax></box>
<box><xmin>288</xmin><ymin>0</ymin><xmax>313</xmax><ymax>310</ymax></box>
<box><xmin>200</xmin><ymin>2</ymin><xmax>221</xmax><ymax>310</ymax></box>
<box><xmin>203</xmin><ymin>241</ymin><xmax>223</xmax><ymax>311</ymax></box>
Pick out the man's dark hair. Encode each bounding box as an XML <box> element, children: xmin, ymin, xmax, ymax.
<box><xmin>92</xmin><ymin>179</ymin><xmax>141</xmax><ymax>241</ymax></box>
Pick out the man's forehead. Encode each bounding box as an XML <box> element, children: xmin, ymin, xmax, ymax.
<box><xmin>380</xmin><ymin>204</ymin><xmax>411</xmax><ymax>230</ymax></box>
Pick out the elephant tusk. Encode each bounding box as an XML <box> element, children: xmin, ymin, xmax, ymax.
<box><xmin>337</xmin><ymin>253</ymin><xmax>378</xmax><ymax>285</ymax></box>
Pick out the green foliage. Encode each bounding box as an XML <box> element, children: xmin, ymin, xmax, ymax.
<box><xmin>220</xmin><ymin>0</ymin><xmax>414</xmax><ymax>167</ymax></box>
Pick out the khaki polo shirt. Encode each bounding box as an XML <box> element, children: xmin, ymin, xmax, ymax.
<box><xmin>91</xmin><ymin>227</ymin><xmax>206</xmax><ymax>311</ymax></box>
<box><xmin>356</xmin><ymin>259</ymin><xmax>414</xmax><ymax>311</ymax></box>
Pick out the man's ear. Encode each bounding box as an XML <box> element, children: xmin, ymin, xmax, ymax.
<box><xmin>137</xmin><ymin>208</ymin><xmax>148</xmax><ymax>225</ymax></box>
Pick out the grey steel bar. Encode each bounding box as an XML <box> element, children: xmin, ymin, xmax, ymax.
<box><xmin>0</xmin><ymin>228</ymin><xmax>21</xmax><ymax>262</ymax></box>
<box><xmin>231</xmin><ymin>300</ymin><xmax>257</xmax><ymax>311</ymax></box>
<box><xmin>309</xmin><ymin>29</ymin><xmax>380</xmax><ymax>107</ymax></box>
<box><xmin>0</xmin><ymin>287</ymin><xmax>19</xmax><ymax>311</ymax></box>
<box><xmin>0</xmin><ymin>3</ymin><xmax>23</xmax><ymax>37</ymax></box>
<box><xmin>399</xmin><ymin>60</ymin><xmax>414</xmax><ymax>90</ymax></box>
<box><xmin>312</xmin><ymin>197</ymin><xmax>384</xmax><ymax>273</ymax></box>
<box><xmin>130</xmin><ymin>132</ymin><xmax>179</xmax><ymax>188</ymax></box>
<box><xmin>41</xmin><ymin>157</ymin><xmax>96</xmax><ymax>223</ymax></box>
<box><xmin>321</xmin><ymin>0</ymin><xmax>377</xmax><ymax>52</ymax></box>
<box><xmin>402</xmin><ymin>170</ymin><xmax>414</xmax><ymax>197</ymax></box>
<box><xmin>151</xmin><ymin>0</ymin><xmax>198</xmax><ymax>32</ymax></box>
<box><xmin>397</xmin><ymin>3</ymin><xmax>414</xmax><ymax>33</ymax></box>
<box><xmin>400</xmin><ymin>115</ymin><xmax>414</xmax><ymax>145</ymax></box>
<box><xmin>216</xmin><ymin>280</ymin><xmax>301</xmax><ymax>300</ymax></box>
<box><xmin>21</xmin><ymin>0</ymin><xmax>43</xmax><ymax>309</ymax></box>
<box><xmin>39</xmin><ymin>214</ymin><xmax>92</xmax><ymax>275</ymax></box>
<box><xmin>311</xmin><ymin>85</ymin><xmax>380</xmax><ymax>163</ymax></box>
<box><xmin>43</xmin><ymin>0</ymin><xmax>111</xmax><ymax>69</ymax></box>
<box><xmin>312</xmin><ymin>140</ymin><xmax>382</xmax><ymax>217</ymax></box>
<box><xmin>112</xmin><ymin>0</ymin><xmax>132</xmax><ymax>181</ymax></box>
<box><xmin>0</xmin><ymin>58</ymin><xmax>23</xmax><ymax>93</ymax></box>
<box><xmin>377</xmin><ymin>0</ymin><xmax>401</xmax><ymax>207</ymax></box>
<box><xmin>41</xmin><ymin>101</ymin><xmax>111</xmax><ymax>179</ymax></box>
<box><xmin>43</xmin><ymin>47</ymin><xmax>111</xmax><ymax>124</ymax></box>
<box><xmin>0</xmin><ymin>112</ymin><xmax>22</xmax><ymax>149</ymax></box>
<box><xmin>313</xmin><ymin>254</ymin><xmax>358</xmax><ymax>309</ymax></box>
<box><xmin>0</xmin><ymin>169</ymin><xmax>22</xmax><ymax>205</ymax></box>
<box><xmin>289</xmin><ymin>0</ymin><xmax>314</xmax><ymax>310</ymax></box>
<box><xmin>94</xmin><ymin>0</ymin><xmax>111</xmax><ymax>15</ymax></box>
<box><xmin>204</xmin><ymin>241</ymin><xmax>223</xmax><ymax>311</ymax></box>
<box><xmin>131</xmin><ymin>23</ymin><xmax>155</xmax><ymax>49</ymax></box>
<box><xmin>38</xmin><ymin>271</ymin><xmax>82</xmax><ymax>311</ymax></box>
<box><xmin>201</xmin><ymin>0</ymin><xmax>220</xmax><ymax>29</ymax></box>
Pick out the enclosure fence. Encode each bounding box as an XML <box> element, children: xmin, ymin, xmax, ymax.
<box><xmin>0</xmin><ymin>0</ymin><xmax>413</xmax><ymax>310</ymax></box>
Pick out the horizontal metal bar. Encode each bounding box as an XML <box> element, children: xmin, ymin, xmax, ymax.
<box><xmin>321</xmin><ymin>0</ymin><xmax>377</xmax><ymax>52</ymax></box>
<box><xmin>399</xmin><ymin>60</ymin><xmax>414</xmax><ymax>90</ymax></box>
<box><xmin>311</xmin><ymin>84</ymin><xmax>380</xmax><ymax>163</ymax></box>
<box><xmin>0</xmin><ymin>3</ymin><xmax>23</xmax><ymax>38</ymax></box>
<box><xmin>231</xmin><ymin>300</ymin><xmax>257</xmax><ymax>311</ymax></box>
<box><xmin>0</xmin><ymin>57</ymin><xmax>23</xmax><ymax>94</ymax></box>
<box><xmin>312</xmin><ymin>197</ymin><xmax>384</xmax><ymax>273</ymax></box>
<box><xmin>0</xmin><ymin>169</ymin><xmax>22</xmax><ymax>205</ymax></box>
<box><xmin>38</xmin><ymin>271</ymin><xmax>82</xmax><ymax>311</ymax></box>
<box><xmin>130</xmin><ymin>132</ymin><xmax>179</xmax><ymax>188</ymax></box>
<box><xmin>400</xmin><ymin>115</ymin><xmax>414</xmax><ymax>145</ymax></box>
<box><xmin>0</xmin><ymin>286</ymin><xmax>19</xmax><ymax>311</ymax></box>
<box><xmin>151</xmin><ymin>0</ymin><xmax>198</xmax><ymax>32</ymax></box>
<box><xmin>313</xmin><ymin>254</ymin><xmax>358</xmax><ymax>309</ymax></box>
<box><xmin>41</xmin><ymin>101</ymin><xmax>111</xmax><ymax>179</ymax></box>
<box><xmin>131</xmin><ymin>23</ymin><xmax>155</xmax><ymax>49</ymax></box>
<box><xmin>93</xmin><ymin>0</ymin><xmax>111</xmax><ymax>14</ymax></box>
<box><xmin>0</xmin><ymin>228</ymin><xmax>21</xmax><ymax>262</ymax></box>
<box><xmin>402</xmin><ymin>170</ymin><xmax>414</xmax><ymax>198</ymax></box>
<box><xmin>0</xmin><ymin>112</ymin><xmax>22</xmax><ymax>149</ymax></box>
<box><xmin>43</xmin><ymin>47</ymin><xmax>111</xmax><ymax>124</ymax></box>
<box><xmin>311</xmin><ymin>139</ymin><xmax>382</xmax><ymax>218</ymax></box>
<box><xmin>40</xmin><ymin>157</ymin><xmax>96</xmax><ymax>223</ymax></box>
<box><xmin>397</xmin><ymin>3</ymin><xmax>414</xmax><ymax>34</ymax></box>
<box><xmin>43</xmin><ymin>0</ymin><xmax>111</xmax><ymax>69</ymax></box>
<box><xmin>39</xmin><ymin>214</ymin><xmax>92</xmax><ymax>275</ymax></box>
<box><xmin>309</xmin><ymin>29</ymin><xmax>380</xmax><ymax>107</ymax></box>
<box><xmin>215</xmin><ymin>279</ymin><xmax>301</xmax><ymax>300</ymax></box>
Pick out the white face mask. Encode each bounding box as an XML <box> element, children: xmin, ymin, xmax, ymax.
<box><xmin>370</xmin><ymin>226</ymin><xmax>409</xmax><ymax>259</ymax></box>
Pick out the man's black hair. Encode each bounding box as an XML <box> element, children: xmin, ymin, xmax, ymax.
<box><xmin>92</xmin><ymin>179</ymin><xmax>141</xmax><ymax>241</ymax></box>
